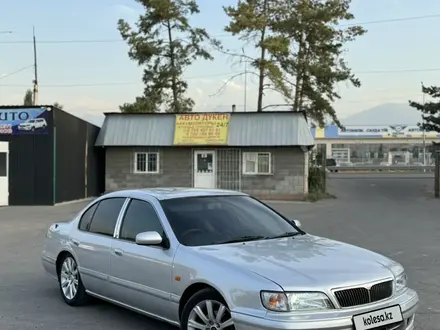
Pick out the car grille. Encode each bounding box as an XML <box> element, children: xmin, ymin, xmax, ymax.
<box><xmin>334</xmin><ymin>280</ymin><xmax>393</xmax><ymax>308</ymax></box>
<box><xmin>373</xmin><ymin>321</ymin><xmax>404</xmax><ymax>330</ymax></box>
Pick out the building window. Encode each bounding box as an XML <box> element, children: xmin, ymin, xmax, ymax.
<box><xmin>134</xmin><ymin>152</ymin><xmax>159</xmax><ymax>174</ymax></box>
<box><xmin>242</xmin><ymin>152</ymin><xmax>271</xmax><ymax>175</ymax></box>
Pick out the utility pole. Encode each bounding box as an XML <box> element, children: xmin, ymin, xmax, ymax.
<box><xmin>421</xmin><ymin>81</ymin><xmax>426</xmax><ymax>168</ymax></box>
<box><xmin>32</xmin><ymin>26</ymin><xmax>39</xmax><ymax>105</ymax></box>
<box><xmin>242</xmin><ymin>48</ymin><xmax>247</xmax><ymax>112</ymax></box>
<box><xmin>244</xmin><ymin>60</ymin><xmax>247</xmax><ymax>112</ymax></box>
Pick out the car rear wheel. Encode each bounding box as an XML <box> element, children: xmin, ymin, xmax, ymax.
<box><xmin>58</xmin><ymin>254</ymin><xmax>89</xmax><ymax>306</ymax></box>
<box><xmin>181</xmin><ymin>288</ymin><xmax>234</xmax><ymax>330</ymax></box>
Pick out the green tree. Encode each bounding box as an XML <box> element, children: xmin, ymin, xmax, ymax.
<box><xmin>273</xmin><ymin>0</ymin><xmax>366</xmax><ymax>126</ymax></box>
<box><xmin>409</xmin><ymin>84</ymin><xmax>440</xmax><ymax>132</ymax></box>
<box><xmin>23</xmin><ymin>89</ymin><xmax>33</xmax><ymax>106</ymax></box>
<box><xmin>222</xmin><ymin>0</ymin><xmax>291</xmax><ymax>112</ymax></box>
<box><xmin>118</xmin><ymin>0</ymin><xmax>215</xmax><ymax>113</ymax></box>
<box><xmin>378</xmin><ymin>144</ymin><xmax>384</xmax><ymax>159</ymax></box>
<box><xmin>53</xmin><ymin>102</ymin><xmax>63</xmax><ymax>109</ymax></box>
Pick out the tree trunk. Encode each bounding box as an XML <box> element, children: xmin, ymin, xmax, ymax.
<box><xmin>292</xmin><ymin>32</ymin><xmax>305</xmax><ymax>112</ymax></box>
<box><xmin>167</xmin><ymin>20</ymin><xmax>179</xmax><ymax>112</ymax></box>
<box><xmin>257</xmin><ymin>43</ymin><xmax>266</xmax><ymax>112</ymax></box>
<box><xmin>257</xmin><ymin>0</ymin><xmax>268</xmax><ymax>112</ymax></box>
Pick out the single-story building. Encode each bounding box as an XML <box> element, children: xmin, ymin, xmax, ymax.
<box><xmin>95</xmin><ymin>111</ymin><xmax>314</xmax><ymax>200</ymax></box>
<box><xmin>0</xmin><ymin>105</ymin><xmax>105</xmax><ymax>206</ymax></box>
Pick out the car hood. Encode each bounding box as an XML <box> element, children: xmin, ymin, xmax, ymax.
<box><xmin>193</xmin><ymin>235</ymin><xmax>397</xmax><ymax>290</ymax></box>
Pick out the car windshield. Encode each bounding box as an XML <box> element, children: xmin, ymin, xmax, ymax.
<box><xmin>160</xmin><ymin>195</ymin><xmax>300</xmax><ymax>247</ymax></box>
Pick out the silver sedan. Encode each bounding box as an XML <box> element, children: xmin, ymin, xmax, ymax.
<box><xmin>41</xmin><ymin>188</ymin><xmax>418</xmax><ymax>330</ymax></box>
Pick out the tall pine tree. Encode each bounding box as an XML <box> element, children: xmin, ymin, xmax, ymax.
<box><xmin>273</xmin><ymin>0</ymin><xmax>366</xmax><ymax>127</ymax></box>
<box><xmin>409</xmin><ymin>85</ymin><xmax>440</xmax><ymax>132</ymax></box>
<box><xmin>118</xmin><ymin>0</ymin><xmax>216</xmax><ymax>113</ymax></box>
<box><xmin>223</xmin><ymin>0</ymin><xmax>291</xmax><ymax>112</ymax></box>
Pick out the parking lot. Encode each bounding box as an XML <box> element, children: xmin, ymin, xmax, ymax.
<box><xmin>0</xmin><ymin>174</ymin><xmax>438</xmax><ymax>329</ymax></box>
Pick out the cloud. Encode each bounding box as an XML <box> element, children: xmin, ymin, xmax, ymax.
<box><xmin>113</xmin><ymin>4</ymin><xmax>139</xmax><ymax>17</ymax></box>
<box><xmin>112</xmin><ymin>4</ymin><xmax>142</xmax><ymax>24</ymax></box>
<box><xmin>223</xmin><ymin>80</ymin><xmax>243</xmax><ymax>90</ymax></box>
<box><xmin>67</xmin><ymin>97</ymin><xmax>118</xmax><ymax>113</ymax></box>
<box><xmin>0</xmin><ymin>74</ymin><xmax>286</xmax><ymax>115</ymax></box>
<box><xmin>188</xmin><ymin>77</ymin><xmax>285</xmax><ymax>112</ymax></box>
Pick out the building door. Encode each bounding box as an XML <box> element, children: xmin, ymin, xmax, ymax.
<box><xmin>194</xmin><ymin>150</ymin><xmax>216</xmax><ymax>188</ymax></box>
<box><xmin>0</xmin><ymin>142</ymin><xmax>8</xmax><ymax>206</ymax></box>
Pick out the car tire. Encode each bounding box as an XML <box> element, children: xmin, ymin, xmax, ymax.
<box><xmin>181</xmin><ymin>288</ymin><xmax>235</xmax><ymax>330</ymax></box>
<box><xmin>31</xmin><ymin>127</ymin><xmax>35</xmax><ymax>131</ymax></box>
<box><xmin>57</xmin><ymin>253</ymin><xmax>89</xmax><ymax>306</ymax></box>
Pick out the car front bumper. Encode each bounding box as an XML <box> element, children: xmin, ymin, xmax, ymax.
<box><xmin>232</xmin><ymin>288</ymin><xmax>418</xmax><ymax>330</ymax></box>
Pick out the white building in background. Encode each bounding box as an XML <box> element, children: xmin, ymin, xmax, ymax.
<box><xmin>311</xmin><ymin>124</ymin><xmax>440</xmax><ymax>166</ymax></box>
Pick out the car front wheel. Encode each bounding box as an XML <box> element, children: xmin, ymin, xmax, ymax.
<box><xmin>58</xmin><ymin>254</ymin><xmax>89</xmax><ymax>306</ymax></box>
<box><xmin>181</xmin><ymin>288</ymin><xmax>235</xmax><ymax>330</ymax></box>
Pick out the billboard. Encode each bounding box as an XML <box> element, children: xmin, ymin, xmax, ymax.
<box><xmin>173</xmin><ymin>113</ymin><xmax>230</xmax><ymax>145</ymax></box>
<box><xmin>0</xmin><ymin>108</ymin><xmax>50</xmax><ymax>135</ymax></box>
<box><xmin>311</xmin><ymin>125</ymin><xmax>440</xmax><ymax>139</ymax></box>
<box><xmin>337</xmin><ymin>125</ymin><xmax>434</xmax><ymax>137</ymax></box>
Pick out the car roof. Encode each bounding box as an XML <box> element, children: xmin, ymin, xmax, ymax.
<box><xmin>102</xmin><ymin>188</ymin><xmax>247</xmax><ymax>201</ymax></box>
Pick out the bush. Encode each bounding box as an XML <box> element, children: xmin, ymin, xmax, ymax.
<box><xmin>308</xmin><ymin>167</ymin><xmax>326</xmax><ymax>193</ymax></box>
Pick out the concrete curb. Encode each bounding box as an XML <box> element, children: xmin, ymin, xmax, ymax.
<box><xmin>55</xmin><ymin>197</ymin><xmax>96</xmax><ymax>206</ymax></box>
<box><xmin>262</xmin><ymin>200</ymin><xmax>310</xmax><ymax>204</ymax></box>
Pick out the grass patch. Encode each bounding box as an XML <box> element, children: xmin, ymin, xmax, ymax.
<box><xmin>306</xmin><ymin>191</ymin><xmax>337</xmax><ymax>202</ymax></box>
<box><xmin>308</xmin><ymin>167</ymin><xmax>336</xmax><ymax>201</ymax></box>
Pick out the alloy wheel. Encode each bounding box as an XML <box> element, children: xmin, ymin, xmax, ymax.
<box><xmin>188</xmin><ymin>299</ymin><xmax>234</xmax><ymax>330</ymax></box>
<box><xmin>60</xmin><ymin>257</ymin><xmax>79</xmax><ymax>300</ymax></box>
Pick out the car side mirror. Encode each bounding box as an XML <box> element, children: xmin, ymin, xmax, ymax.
<box><xmin>291</xmin><ymin>219</ymin><xmax>302</xmax><ymax>228</ymax></box>
<box><xmin>135</xmin><ymin>231</ymin><xmax>163</xmax><ymax>246</ymax></box>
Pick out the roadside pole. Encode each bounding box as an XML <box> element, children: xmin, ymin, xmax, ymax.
<box><xmin>435</xmin><ymin>151</ymin><xmax>439</xmax><ymax>198</ymax></box>
<box><xmin>321</xmin><ymin>144</ymin><xmax>327</xmax><ymax>193</ymax></box>
<box><xmin>422</xmin><ymin>82</ymin><xmax>426</xmax><ymax>172</ymax></box>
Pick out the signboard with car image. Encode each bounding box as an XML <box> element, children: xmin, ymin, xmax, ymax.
<box><xmin>0</xmin><ymin>108</ymin><xmax>49</xmax><ymax>135</ymax></box>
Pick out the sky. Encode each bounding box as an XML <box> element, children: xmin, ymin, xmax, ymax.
<box><xmin>1</xmin><ymin>0</ymin><xmax>440</xmax><ymax>126</ymax></box>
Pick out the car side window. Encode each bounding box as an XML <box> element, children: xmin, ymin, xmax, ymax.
<box><xmin>119</xmin><ymin>199</ymin><xmax>164</xmax><ymax>242</ymax></box>
<box><xmin>78</xmin><ymin>202</ymin><xmax>99</xmax><ymax>231</ymax></box>
<box><xmin>89</xmin><ymin>198</ymin><xmax>126</xmax><ymax>237</ymax></box>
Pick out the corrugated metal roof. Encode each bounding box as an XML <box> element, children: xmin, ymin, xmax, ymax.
<box><xmin>95</xmin><ymin>112</ymin><xmax>314</xmax><ymax>147</ymax></box>
<box><xmin>227</xmin><ymin>112</ymin><xmax>314</xmax><ymax>146</ymax></box>
<box><xmin>96</xmin><ymin>114</ymin><xmax>175</xmax><ymax>146</ymax></box>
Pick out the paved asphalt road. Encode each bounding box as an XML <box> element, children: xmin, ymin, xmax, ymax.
<box><xmin>0</xmin><ymin>174</ymin><xmax>438</xmax><ymax>329</ymax></box>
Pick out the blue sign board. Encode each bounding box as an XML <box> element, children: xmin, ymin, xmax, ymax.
<box><xmin>0</xmin><ymin>108</ymin><xmax>49</xmax><ymax>135</ymax></box>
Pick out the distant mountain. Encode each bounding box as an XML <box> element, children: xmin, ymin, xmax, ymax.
<box><xmin>341</xmin><ymin>103</ymin><xmax>422</xmax><ymax>126</ymax></box>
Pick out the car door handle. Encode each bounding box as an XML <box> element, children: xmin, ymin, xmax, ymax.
<box><xmin>71</xmin><ymin>239</ymin><xmax>80</xmax><ymax>246</ymax></box>
<box><xmin>113</xmin><ymin>249</ymin><xmax>124</xmax><ymax>256</ymax></box>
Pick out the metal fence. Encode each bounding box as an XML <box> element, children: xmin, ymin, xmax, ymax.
<box><xmin>216</xmin><ymin>148</ymin><xmax>242</xmax><ymax>191</ymax></box>
<box><xmin>326</xmin><ymin>165</ymin><xmax>435</xmax><ymax>172</ymax></box>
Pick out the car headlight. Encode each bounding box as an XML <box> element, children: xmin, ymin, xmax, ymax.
<box><xmin>390</xmin><ymin>263</ymin><xmax>408</xmax><ymax>293</ymax></box>
<box><xmin>395</xmin><ymin>272</ymin><xmax>408</xmax><ymax>293</ymax></box>
<box><xmin>260</xmin><ymin>291</ymin><xmax>334</xmax><ymax>312</ymax></box>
